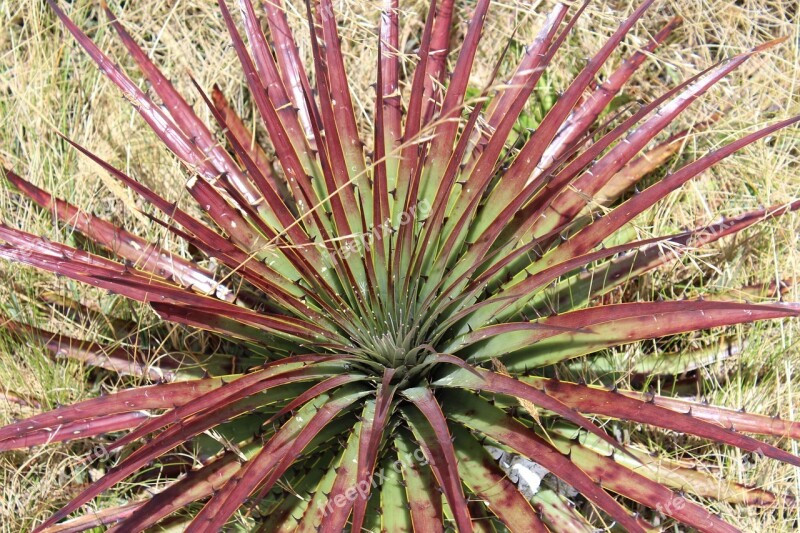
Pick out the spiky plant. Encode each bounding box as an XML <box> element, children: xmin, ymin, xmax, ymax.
<box><xmin>2</xmin><ymin>0</ymin><xmax>800</xmax><ymax>530</ymax></box>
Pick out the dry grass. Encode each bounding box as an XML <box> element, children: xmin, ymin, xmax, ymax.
<box><xmin>0</xmin><ymin>0</ymin><xmax>798</xmax><ymax>530</ymax></box>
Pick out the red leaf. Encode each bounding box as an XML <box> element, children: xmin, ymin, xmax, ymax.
<box><xmin>531</xmin><ymin>378</ymin><xmax>800</xmax><ymax>467</ymax></box>
<box><xmin>403</xmin><ymin>387</ymin><xmax>474</xmax><ymax>532</ymax></box>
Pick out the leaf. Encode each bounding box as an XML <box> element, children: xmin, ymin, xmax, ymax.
<box><xmin>3</xmin><ymin>169</ymin><xmax>231</xmax><ymax>301</ymax></box>
<box><xmin>0</xmin><ymin>314</ymin><xmax>174</xmax><ymax>381</ymax></box>
<box><xmin>524</xmin><ymin>378</ymin><xmax>800</xmax><ymax>466</ymax></box>
<box><xmin>531</xmin><ymin>489</ymin><xmax>597</xmax><ymax>532</ymax></box>
<box><xmin>453</xmin><ymin>300</ymin><xmax>800</xmax><ymax>368</ymax></box>
<box><xmin>38</xmin><ymin>500</ymin><xmax>144</xmax><ymax>533</ymax></box>
<box><xmin>294</xmin><ymin>411</ymin><xmax>362</xmax><ymax>533</ymax></box>
<box><xmin>105</xmin><ymin>448</ymin><xmax>251</xmax><ymax>532</ymax></box>
<box><xmin>616</xmin><ymin>390</ymin><xmax>800</xmax><ymax>440</ymax></box>
<box><xmin>188</xmin><ymin>386</ymin><xmax>368</xmax><ymax>531</ymax></box>
<box><xmin>211</xmin><ymin>84</ymin><xmax>283</xmax><ymax>194</ymax></box>
<box><xmin>419</xmin><ymin>0</ymin><xmax>491</xmax><ymax>207</ymax></box>
<box><xmin>395</xmin><ymin>429</ymin><xmax>444</xmax><ymax>533</ymax></box>
<box><xmin>0</xmin><ymin>411</ymin><xmax>147</xmax><ymax>450</ymax></box>
<box><xmin>432</xmin><ymin>366</ymin><xmax>633</xmax><ymax>462</ymax></box>
<box><xmin>254</xmin><ymin>449</ymin><xmax>337</xmax><ymax>532</ymax></box>
<box><xmin>0</xmin><ymin>378</ymin><xmax>223</xmax><ymax>449</ymax></box>
<box><xmin>550</xmin><ymin>421</ymin><xmax>784</xmax><ymax>506</ymax></box>
<box><xmin>31</xmin><ymin>362</ymin><xmax>341</xmax><ymax>532</ymax></box>
<box><xmin>379</xmin><ymin>446</ymin><xmax>414</xmax><ymax>532</ymax></box>
<box><xmin>547</xmin><ymin>430</ymin><xmax>739</xmax><ymax>532</ymax></box>
<box><xmin>442</xmin><ymin>389</ymin><xmax>648</xmax><ymax>533</ymax></box>
<box><xmin>449</xmin><ymin>424</ymin><xmax>547</xmax><ymax>531</ymax></box>
<box><xmin>104</xmin><ymin>5</ymin><xmax>264</xmax><ymax>208</ymax></box>
<box><xmin>402</xmin><ymin>387</ymin><xmax>473</xmax><ymax>532</ymax></box>
<box><xmin>530</xmin><ymin>40</ymin><xmax>781</xmax><ymax>240</ymax></box>
<box><xmin>537</xmin><ymin>15</ymin><xmax>683</xmax><ymax>177</ymax></box>
<box><xmin>46</xmin><ymin>1</ymin><xmax>219</xmax><ymax>179</ymax></box>
<box><xmin>541</xmin><ymin>200</ymin><xmax>800</xmax><ymax>315</ymax></box>
<box><xmin>351</xmin><ymin>369</ymin><xmax>396</xmax><ymax>531</ymax></box>
<box><xmin>260</xmin><ymin>0</ymin><xmax>318</xmax><ymax>145</ymax></box>
<box><xmin>542</xmin><ymin>113</ymin><xmax>800</xmax><ymax>268</ymax></box>
<box><xmin>460</xmin><ymin>3</ymin><xmax>571</xmax><ymax>178</ymax></box>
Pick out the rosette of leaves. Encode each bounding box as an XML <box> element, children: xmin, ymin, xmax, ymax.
<box><xmin>1</xmin><ymin>0</ymin><xmax>800</xmax><ymax>531</ymax></box>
